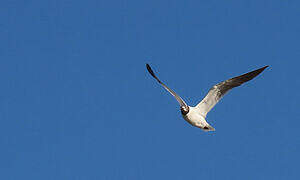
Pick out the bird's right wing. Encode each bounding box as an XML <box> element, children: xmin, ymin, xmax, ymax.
<box><xmin>146</xmin><ymin>64</ymin><xmax>188</xmax><ymax>108</ymax></box>
<box><xmin>196</xmin><ymin>66</ymin><xmax>268</xmax><ymax>117</ymax></box>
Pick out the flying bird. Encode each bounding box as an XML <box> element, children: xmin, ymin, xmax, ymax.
<box><xmin>146</xmin><ymin>64</ymin><xmax>268</xmax><ymax>131</ymax></box>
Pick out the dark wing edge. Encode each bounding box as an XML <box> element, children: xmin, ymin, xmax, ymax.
<box><xmin>221</xmin><ymin>65</ymin><xmax>269</xmax><ymax>91</ymax></box>
<box><xmin>196</xmin><ymin>65</ymin><xmax>269</xmax><ymax>116</ymax></box>
<box><xmin>146</xmin><ymin>64</ymin><xmax>188</xmax><ymax>107</ymax></box>
<box><xmin>146</xmin><ymin>64</ymin><xmax>162</xmax><ymax>84</ymax></box>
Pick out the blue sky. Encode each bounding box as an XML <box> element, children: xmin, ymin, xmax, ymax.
<box><xmin>0</xmin><ymin>0</ymin><xmax>299</xmax><ymax>179</ymax></box>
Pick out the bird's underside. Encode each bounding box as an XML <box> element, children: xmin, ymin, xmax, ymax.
<box><xmin>146</xmin><ymin>64</ymin><xmax>268</xmax><ymax>131</ymax></box>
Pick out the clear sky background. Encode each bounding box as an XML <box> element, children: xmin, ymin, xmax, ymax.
<box><xmin>0</xmin><ymin>0</ymin><xmax>299</xmax><ymax>179</ymax></box>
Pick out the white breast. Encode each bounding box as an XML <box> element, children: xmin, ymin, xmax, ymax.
<box><xmin>183</xmin><ymin>106</ymin><xmax>208</xmax><ymax>128</ymax></box>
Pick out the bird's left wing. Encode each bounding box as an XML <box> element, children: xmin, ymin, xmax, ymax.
<box><xmin>146</xmin><ymin>64</ymin><xmax>188</xmax><ymax>108</ymax></box>
<box><xmin>196</xmin><ymin>66</ymin><xmax>268</xmax><ymax>117</ymax></box>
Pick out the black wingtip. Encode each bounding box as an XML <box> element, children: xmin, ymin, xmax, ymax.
<box><xmin>146</xmin><ymin>63</ymin><xmax>151</xmax><ymax>71</ymax></box>
<box><xmin>146</xmin><ymin>63</ymin><xmax>162</xmax><ymax>83</ymax></box>
<box><xmin>263</xmin><ymin>65</ymin><xmax>269</xmax><ymax>69</ymax></box>
<box><xmin>146</xmin><ymin>63</ymin><xmax>155</xmax><ymax>77</ymax></box>
<box><xmin>258</xmin><ymin>65</ymin><xmax>269</xmax><ymax>73</ymax></box>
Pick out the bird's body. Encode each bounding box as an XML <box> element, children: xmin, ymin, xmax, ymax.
<box><xmin>182</xmin><ymin>106</ymin><xmax>215</xmax><ymax>131</ymax></box>
<box><xmin>146</xmin><ymin>63</ymin><xmax>268</xmax><ymax>132</ymax></box>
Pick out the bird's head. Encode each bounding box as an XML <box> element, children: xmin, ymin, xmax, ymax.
<box><xmin>180</xmin><ymin>106</ymin><xmax>189</xmax><ymax>115</ymax></box>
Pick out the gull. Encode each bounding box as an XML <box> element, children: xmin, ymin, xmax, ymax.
<box><xmin>146</xmin><ymin>64</ymin><xmax>268</xmax><ymax>131</ymax></box>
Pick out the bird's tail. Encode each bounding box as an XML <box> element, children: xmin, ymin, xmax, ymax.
<box><xmin>203</xmin><ymin>124</ymin><xmax>215</xmax><ymax>131</ymax></box>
